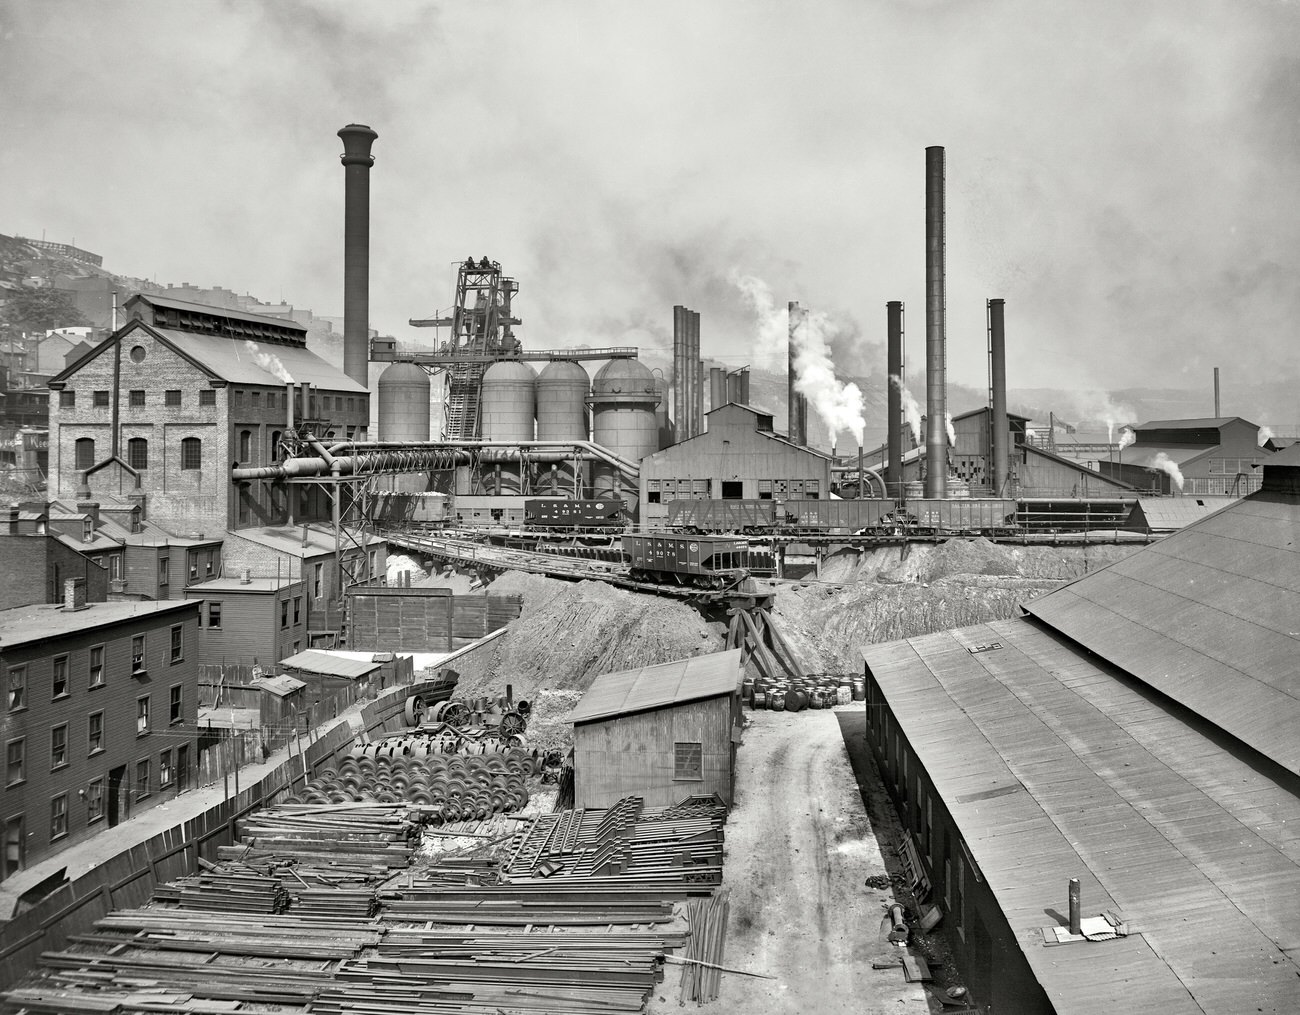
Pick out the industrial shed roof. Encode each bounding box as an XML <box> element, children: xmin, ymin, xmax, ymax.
<box><xmin>1114</xmin><ymin>444</ymin><xmax>1214</xmax><ymax>469</ymax></box>
<box><xmin>571</xmin><ymin>649</ymin><xmax>742</xmax><ymax>724</ymax></box>
<box><xmin>1134</xmin><ymin>416</ymin><xmax>1250</xmax><ymax>430</ymax></box>
<box><xmin>151</xmin><ymin>327</ymin><xmax>367</xmax><ymax>392</ymax></box>
<box><xmin>861</xmin><ymin>619</ymin><xmax>1300</xmax><ymax>1014</ymax></box>
<box><xmin>279</xmin><ymin>649</ymin><xmax>382</xmax><ymax>679</ymax></box>
<box><xmin>1025</xmin><ymin>491</ymin><xmax>1300</xmax><ymax>774</ymax></box>
<box><xmin>128</xmin><ymin>293</ymin><xmax>309</xmax><ymax>332</ymax></box>
<box><xmin>1123</xmin><ymin>495</ymin><xmax>1237</xmax><ymax>533</ymax></box>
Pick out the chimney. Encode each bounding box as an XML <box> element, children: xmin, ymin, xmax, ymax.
<box><xmin>691</xmin><ymin>311</ymin><xmax>703</xmax><ymax>437</ymax></box>
<box><xmin>924</xmin><ymin>146</ymin><xmax>948</xmax><ymax>498</ymax></box>
<box><xmin>63</xmin><ymin>577</ymin><xmax>89</xmax><ymax>612</ymax></box>
<box><xmin>5</xmin><ymin>505</ymin><xmax>17</xmax><ymax>536</ymax></box>
<box><xmin>240</xmin><ymin>568</ymin><xmax>253</xmax><ymax>585</ymax></box>
<box><xmin>76</xmin><ymin>471</ymin><xmax>92</xmax><ymax>501</ymax></box>
<box><xmin>710</xmin><ymin>367</ymin><xmax>726</xmax><ymax>412</ymax></box>
<box><xmin>77</xmin><ymin>500</ymin><xmax>100</xmax><ymax>532</ymax></box>
<box><xmin>338</xmin><ymin>123</ymin><xmax>378</xmax><ymax>388</ymax></box>
<box><xmin>988</xmin><ymin>299</ymin><xmax>1009</xmax><ymax>497</ymax></box>
<box><xmin>787</xmin><ymin>302</ymin><xmax>809</xmax><ymax>445</ymax></box>
<box><xmin>886</xmin><ymin>301</ymin><xmax>905</xmax><ymax>499</ymax></box>
<box><xmin>126</xmin><ymin>473</ymin><xmax>146</xmax><ymax>520</ymax></box>
<box><xmin>673</xmin><ymin>305</ymin><xmax>687</xmax><ymax>443</ymax></box>
<box><xmin>1213</xmin><ymin>366</ymin><xmax>1220</xmax><ymax>418</ymax></box>
<box><xmin>287</xmin><ymin>380</ymin><xmax>297</xmax><ymax>434</ymax></box>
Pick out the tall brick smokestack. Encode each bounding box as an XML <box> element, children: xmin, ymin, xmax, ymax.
<box><xmin>339</xmin><ymin>123</ymin><xmax>378</xmax><ymax>387</ymax></box>
<box><xmin>924</xmin><ymin>146</ymin><xmax>947</xmax><ymax>498</ymax></box>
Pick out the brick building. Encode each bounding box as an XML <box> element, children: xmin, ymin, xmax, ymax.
<box><xmin>0</xmin><ymin>591</ymin><xmax>201</xmax><ymax>883</ymax></box>
<box><xmin>0</xmin><ymin>507</ymin><xmax>109</xmax><ymax>611</ymax></box>
<box><xmin>46</xmin><ymin>293</ymin><xmax>370</xmax><ymax>538</ymax></box>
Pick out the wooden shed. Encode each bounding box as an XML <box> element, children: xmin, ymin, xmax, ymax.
<box><xmin>571</xmin><ymin>649</ymin><xmax>743</xmax><ymax>810</ymax></box>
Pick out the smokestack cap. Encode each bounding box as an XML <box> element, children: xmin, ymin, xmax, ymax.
<box><xmin>338</xmin><ymin>124</ymin><xmax>378</xmax><ymax>166</ymax></box>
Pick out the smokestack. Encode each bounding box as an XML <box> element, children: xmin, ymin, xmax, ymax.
<box><xmin>673</xmin><ymin>305</ymin><xmax>687</xmax><ymax>442</ymax></box>
<box><xmin>286</xmin><ymin>381</ymin><xmax>296</xmax><ymax>434</ymax></box>
<box><xmin>338</xmin><ymin>123</ymin><xmax>378</xmax><ymax>388</ymax></box>
<box><xmin>710</xmin><ymin>367</ymin><xmax>726</xmax><ymax>413</ymax></box>
<box><xmin>1213</xmin><ymin>366</ymin><xmax>1220</xmax><ymax>418</ymax></box>
<box><xmin>886</xmin><ymin>301</ymin><xmax>904</xmax><ymax>499</ymax></box>
<box><xmin>988</xmin><ymin>299</ymin><xmax>1009</xmax><ymax>496</ymax></box>
<box><xmin>787</xmin><ymin>302</ymin><xmax>809</xmax><ymax>445</ymax></box>
<box><xmin>924</xmin><ymin>146</ymin><xmax>947</xmax><ymax>498</ymax></box>
<box><xmin>692</xmin><ymin>312</ymin><xmax>703</xmax><ymax>437</ymax></box>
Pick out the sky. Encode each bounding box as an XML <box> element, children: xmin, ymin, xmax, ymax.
<box><xmin>2</xmin><ymin>0</ymin><xmax>1298</xmax><ymax>410</ymax></box>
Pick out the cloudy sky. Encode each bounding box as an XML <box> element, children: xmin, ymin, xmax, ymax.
<box><xmin>2</xmin><ymin>0</ymin><xmax>1297</xmax><ymax>400</ymax></box>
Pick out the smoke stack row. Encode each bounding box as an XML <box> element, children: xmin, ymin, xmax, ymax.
<box><xmin>787</xmin><ymin>302</ymin><xmax>809</xmax><ymax>446</ymax></box>
<box><xmin>673</xmin><ymin>306</ymin><xmax>703</xmax><ymax>441</ymax></box>
<box><xmin>338</xmin><ymin>123</ymin><xmax>378</xmax><ymax>388</ymax></box>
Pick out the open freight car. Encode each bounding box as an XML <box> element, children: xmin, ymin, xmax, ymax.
<box><xmin>904</xmin><ymin>498</ymin><xmax>1018</xmax><ymax>535</ymax></box>
<box><xmin>667</xmin><ymin>499</ymin><xmax>776</xmax><ymax>533</ymax></box>
<box><xmin>622</xmin><ymin>534</ymin><xmax>750</xmax><ymax>588</ymax></box>
<box><xmin>525</xmin><ymin>498</ymin><xmax>627</xmax><ymax>531</ymax></box>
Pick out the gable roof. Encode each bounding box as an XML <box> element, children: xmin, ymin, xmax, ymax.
<box><xmin>1123</xmin><ymin>496</ymin><xmax>1237</xmax><ymax>533</ymax></box>
<box><xmin>861</xmin><ymin>619</ymin><xmax>1300</xmax><ymax>1014</ymax></box>
<box><xmin>1024</xmin><ymin>490</ymin><xmax>1300</xmax><ymax>773</ymax></box>
<box><xmin>126</xmin><ymin>292</ymin><xmax>309</xmax><ymax>335</ymax></box>
<box><xmin>1134</xmin><ymin>416</ymin><xmax>1253</xmax><ymax>430</ymax></box>
<box><xmin>571</xmin><ymin>649</ymin><xmax>741</xmax><ymax>724</ymax></box>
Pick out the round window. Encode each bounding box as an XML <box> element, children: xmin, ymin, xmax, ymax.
<box><xmin>129</xmin><ymin>345</ymin><xmax>146</xmax><ymax>363</ymax></box>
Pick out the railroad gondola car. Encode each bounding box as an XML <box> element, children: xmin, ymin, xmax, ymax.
<box><xmin>622</xmin><ymin>534</ymin><xmax>750</xmax><ymax>588</ymax></box>
<box><xmin>779</xmin><ymin>498</ymin><xmax>896</xmax><ymax>535</ymax></box>
<box><xmin>667</xmin><ymin>498</ymin><xmax>777</xmax><ymax>534</ymax></box>
<box><xmin>524</xmin><ymin>498</ymin><xmax>627</xmax><ymax>531</ymax></box>
<box><xmin>905</xmin><ymin>498</ymin><xmax>1018</xmax><ymax>535</ymax></box>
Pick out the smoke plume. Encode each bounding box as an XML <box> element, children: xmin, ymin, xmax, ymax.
<box><xmin>944</xmin><ymin>412</ymin><xmax>956</xmax><ymax>446</ymax></box>
<box><xmin>1118</xmin><ymin>427</ymin><xmax>1136</xmax><ymax>450</ymax></box>
<box><xmin>1151</xmin><ymin>451</ymin><xmax>1185</xmax><ymax>491</ymax></box>
<box><xmin>1258</xmin><ymin>425</ymin><xmax>1275</xmax><ymax>447</ymax></box>
<box><xmin>732</xmin><ymin>272</ymin><xmax>865</xmax><ymax>440</ymax></box>
<box><xmin>245</xmin><ymin>340</ymin><xmax>295</xmax><ymax>383</ymax></box>
<box><xmin>889</xmin><ymin>374</ymin><xmax>923</xmax><ymax>446</ymax></box>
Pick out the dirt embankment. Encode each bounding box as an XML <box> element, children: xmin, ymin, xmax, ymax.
<box><xmin>771</xmin><ymin>538</ymin><xmax>1140</xmax><ymax>672</ymax></box>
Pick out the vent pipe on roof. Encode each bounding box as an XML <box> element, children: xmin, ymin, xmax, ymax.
<box><xmin>240</xmin><ymin>568</ymin><xmax>253</xmax><ymax>585</ymax></box>
<box><xmin>924</xmin><ymin>146</ymin><xmax>947</xmax><ymax>498</ymax></box>
<box><xmin>338</xmin><ymin>124</ymin><xmax>378</xmax><ymax>388</ymax></box>
<box><xmin>988</xmin><ymin>298</ymin><xmax>1009</xmax><ymax>496</ymax></box>
<box><xmin>886</xmin><ymin>301</ymin><xmax>904</xmax><ymax>499</ymax></box>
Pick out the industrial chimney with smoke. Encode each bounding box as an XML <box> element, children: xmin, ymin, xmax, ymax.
<box><xmin>339</xmin><ymin>123</ymin><xmax>378</xmax><ymax>388</ymax></box>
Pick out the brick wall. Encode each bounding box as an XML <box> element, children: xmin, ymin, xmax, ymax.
<box><xmin>0</xmin><ymin>535</ymin><xmax>109</xmax><ymax>611</ymax></box>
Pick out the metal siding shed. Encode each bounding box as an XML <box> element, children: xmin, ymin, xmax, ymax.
<box><xmin>1025</xmin><ymin>492</ymin><xmax>1300</xmax><ymax>774</ymax></box>
<box><xmin>571</xmin><ymin>649</ymin><xmax>742</xmax><ymax>724</ymax></box>
<box><xmin>861</xmin><ymin>620</ymin><xmax>1300</xmax><ymax>1014</ymax></box>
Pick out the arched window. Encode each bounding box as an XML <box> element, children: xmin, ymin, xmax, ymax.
<box><xmin>180</xmin><ymin>437</ymin><xmax>201</xmax><ymax>470</ymax></box>
<box><xmin>127</xmin><ymin>437</ymin><xmax>148</xmax><ymax>470</ymax></box>
<box><xmin>270</xmin><ymin>430</ymin><xmax>282</xmax><ymax>461</ymax></box>
<box><xmin>239</xmin><ymin>429</ymin><xmax>252</xmax><ymax>463</ymax></box>
<box><xmin>74</xmin><ymin>438</ymin><xmax>95</xmax><ymax>470</ymax></box>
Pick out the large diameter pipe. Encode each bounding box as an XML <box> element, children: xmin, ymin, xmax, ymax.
<box><xmin>886</xmin><ymin>301</ymin><xmax>904</xmax><ymax>499</ymax></box>
<box><xmin>988</xmin><ymin>298</ymin><xmax>1009</xmax><ymax>496</ymax></box>
<box><xmin>925</xmin><ymin>145</ymin><xmax>947</xmax><ymax>498</ymax></box>
<box><xmin>339</xmin><ymin>123</ymin><xmax>378</xmax><ymax>388</ymax></box>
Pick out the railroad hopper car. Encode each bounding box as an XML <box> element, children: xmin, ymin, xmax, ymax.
<box><xmin>524</xmin><ymin>498</ymin><xmax>627</xmax><ymax>530</ymax></box>
<box><xmin>667</xmin><ymin>498</ymin><xmax>776</xmax><ymax>533</ymax></box>
<box><xmin>904</xmin><ymin>498</ymin><xmax>1018</xmax><ymax>535</ymax></box>
<box><xmin>622</xmin><ymin>534</ymin><xmax>750</xmax><ymax>588</ymax></box>
<box><xmin>668</xmin><ymin>498</ymin><xmax>906</xmax><ymax>535</ymax></box>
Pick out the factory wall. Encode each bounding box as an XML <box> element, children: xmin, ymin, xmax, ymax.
<box><xmin>639</xmin><ymin>405</ymin><xmax>830</xmax><ymax>526</ymax></box>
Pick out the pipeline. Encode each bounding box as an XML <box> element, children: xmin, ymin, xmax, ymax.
<box><xmin>829</xmin><ymin>465</ymin><xmax>888</xmax><ymax>498</ymax></box>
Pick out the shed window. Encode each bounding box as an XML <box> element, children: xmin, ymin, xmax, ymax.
<box><xmin>180</xmin><ymin>437</ymin><xmax>201</xmax><ymax>469</ymax></box>
<box><xmin>673</xmin><ymin>741</ymin><xmax>703</xmax><ymax>781</ymax></box>
<box><xmin>93</xmin><ymin>390</ymin><xmax>109</xmax><ymax>407</ymax></box>
<box><xmin>74</xmin><ymin>437</ymin><xmax>95</xmax><ymax>469</ymax></box>
<box><xmin>128</xmin><ymin>437</ymin><xmax>148</xmax><ymax>470</ymax></box>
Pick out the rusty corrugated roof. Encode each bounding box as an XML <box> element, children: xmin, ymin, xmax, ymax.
<box><xmin>861</xmin><ymin>619</ymin><xmax>1300</xmax><ymax>1013</ymax></box>
<box><xmin>571</xmin><ymin>649</ymin><xmax>741</xmax><ymax>724</ymax></box>
<box><xmin>1025</xmin><ymin>490</ymin><xmax>1300</xmax><ymax>773</ymax></box>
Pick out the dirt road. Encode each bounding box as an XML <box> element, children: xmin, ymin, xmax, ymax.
<box><xmin>648</xmin><ymin>708</ymin><xmax>926</xmax><ymax>1014</ymax></box>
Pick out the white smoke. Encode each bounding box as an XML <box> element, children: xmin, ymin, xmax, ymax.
<box><xmin>245</xmin><ymin>340</ymin><xmax>295</xmax><ymax>383</ymax></box>
<box><xmin>1107</xmin><ymin>421</ymin><xmax>1114</xmax><ymax>444</ymax></box>
<box><xmin>888</xmin><ymin>374</ymin><xmax>923</xmax><ymax>445</ymax></box>
<box><xmin>1118</xmin><ymin>427</ymin><xmax>1136</xmax><ymax>450</ymax></box>
<box><xmin>1258</xmin><ymin>425</ymin><xmax>1275</xmax><ymax>447</ymax></box>
<box><xmin>1151</xmin><ymin>451</ymin><xmax>1185</xmax><ymax>491</ymax></box>
<box><xmin>732</xmin><ymin>272</ymin><xmax>865</xmax><ymax>440</ymax></box>
<box><xmin>944</xmin><ymin>412</ymin><xmax>956</xmax><ymax>446</ymax></box>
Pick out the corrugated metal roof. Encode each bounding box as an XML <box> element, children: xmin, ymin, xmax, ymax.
<box><xmin>151</xmin><ymin>327</ymin><xmax>367</xmax><ymax>392</ymax></box>
<box><xmin>1116</xmin><ymin>444</ymin><xmax>1213</xmax><ymax>468</ymax></box>
<box><xmin>129</xmin><ymin>293</ymin><xmax>309</xmax><ymax>333</ymax></box>
<box><xmin>1025</xmin><ymin>491</ymin><xmax>1300</xmax><ymax>774</ymax></box>
<box><xmin>1134</xmin><ymin>417</ymin><xmax>1245</xmax><ymax>429</ymax></box>
<box><xmin>861</xmin><ymin>619</ymin><xmax>1300</xmax><ymax>1014</ymax></box>
<box><xmin>571</xmin><ymin>649</ymin><xmax>741</xmax><ymax>724</ymax></box>
<box><xmin>279</xmin><ymin>649</ymin><xmax>382</xmax><ymax>679</ymax></box>
<box><xmin>1123</xmin><ymin>496</ymin><xmax>1237</xmax><ymax>533</ymax></box>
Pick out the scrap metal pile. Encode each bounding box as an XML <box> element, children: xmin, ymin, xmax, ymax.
<box><xmin>1</xmin><ymin>794</ymin><xmax>731</xmax><ymax>1015</ymax></box>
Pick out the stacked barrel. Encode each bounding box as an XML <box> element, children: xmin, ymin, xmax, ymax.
<box><xmin>743</xmin><ymin>674</ymin><xmax>866</xmax><ymax>712</ymax></box>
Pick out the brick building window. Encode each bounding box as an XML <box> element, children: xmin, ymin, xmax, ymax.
<box><xmin>7</xmin><ymin>666</ymin><xmax>25</xmax><ymax>711</ymax></box>
<box><xmin>6</xmin><ymin>739</ymin><xmax>24</xmax><ymax>785</ymax></box>
<box><xmin>50</xmin><ymin>724</ymin><xmax>67</xmax><ymax>770</ymax></box>
<box><xmin>199</xmin><ymin>389</ymin><xmax>216</xmax><ymax>406</ymax></box>
<box><xmin>160</xmin><ymin>749</ymin><xmax>174</xmax><ymax>787</ymax></box>
<box><xmin>50</xmin><ymin>794</ymin><xmax>68</xmax><ymax>841</ymax></box>
<box><xmin>137</xmin><ymin>696</ymin><xmax>150</xmax><ymax>735</ymax></box>
<box><xmin>234</xmin><ymin>389</ymin><xmax>244</xmax><ymax>407</ymax></box>
<box><xmin>135</xmin><ymin>758</ymin><xmax>150</xmax><ymax>800</ymax></box>
<box><xmin>165</xmin><ymin>390</ymin><xmax>181</xmax><ymax>407</ymax></box>
<box><xmin>127</xmin><ymin>437</ymin><xmax>148</xmax><ymax>469</ymax></box>
<box><xmin>59</xmin><ymin>390</ymin><xmax>75</xmax><ymax>407</ymax></box>
<box><xmin>169</xmin><ymin>685</ymin><xmax>182</xmax><ymax>723</ymax></box>
<box><xmin>251</xmin><ymin>391</ymin><xmax>260</xmax><ymax>407</ymax></box>
<box><xmin>74</xmin><ymin>437</ymin><xmax>95</xmax><ymax>469</ymax></box>
<box><xmin>52</xmin><ymin>655</ymin><xmax>68</xmax><ymax>698</ymax></box>
<box><xmin>87</xmin><ymin>778</ymin><xmax>104</xmax><ymax>823</ymax></box>
<box><xmin>89</xmin><ymin>645</ymin><xmax>104</xmax><ymax>687</ymax></box>
<box><xmin>129</xmin><ymin>390</ymin><xmax>145</xmax><ymax>407</ymax></box>
<box><xmin>673</xmin><ymin>742</ymin><xmax>703</xmax><ymax>781</ymax></box>
<box><xmin>93</xmin><ymin>390</ymin><xmax>109</xmax><ymax>407</ymax></box>
<box><xmin>131</xmin><ymin>634</ymin><xmax>146</xmax><ymax>674</ymax></box>
<box><xmin>88</xmin><ymin>711</ymin><xmax>104</xmax><ymax>754</ymax></box>
<box><xmin>239</xmin><ymin>430</ymin><xmax>252</xmax><ymax>462</ymax></box>
<box><xmin>180</xmin><ymin>437</ymin><xmax>202</xmax><ymax>470</ymax></box>
<box><xmin>170</xmin><ymin>625</ymin><xmax>183</xmax><ymax>662</ymax></box>
<box><xmin>207</xmin><ymin>602</ymin><xmax>222</xmax><ymax>629</ymax></box>
<box><xmin>270</xmin><ymin>430</ymin><xmax>282</xmax><ymax>460</ymax></box>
